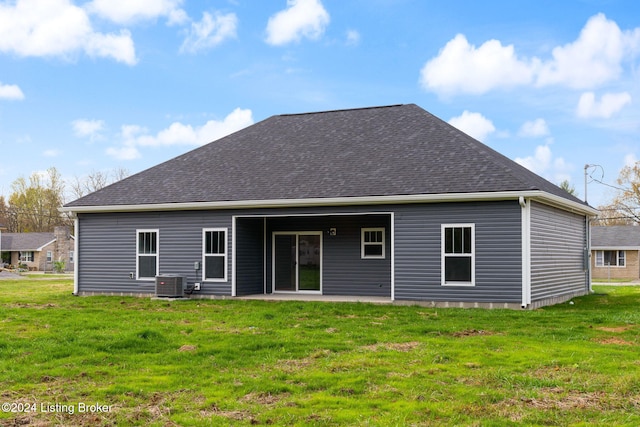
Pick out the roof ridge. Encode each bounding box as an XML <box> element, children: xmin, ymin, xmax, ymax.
<box><xmin>278</xmin><ymin>104</ymin><xmax>406</xmax><ymax>117</ymax></box>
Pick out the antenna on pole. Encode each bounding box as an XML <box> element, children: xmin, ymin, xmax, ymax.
<box><xmin>585</xmin><ymin>164</ymin><xmax>592</xmax><ymax>203</ymax></box>
<box><xmin>584</xmin><ymin>164</ymin><xmax>598</xmax><ymax>204</ymax></box>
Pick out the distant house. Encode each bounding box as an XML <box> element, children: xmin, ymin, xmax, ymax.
<box><xmin>63</xmin><ymin>104</ymin><xmax>598</xmax><ymax>308</ymax></box>
<box><xmin>0</xmin><ymin>226</ymin><xmax>74</xmax><ymax>272</ymax></box>
<box><xmin>591</xmin><ymin>225</ymin><xmax>640</xmax><ymax>281</ymax></box>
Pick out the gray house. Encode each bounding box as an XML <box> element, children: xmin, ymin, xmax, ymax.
<box><xmin>63</xmin><ymin>104</ymin><xmax>597</xmax><ymax>308</ymax></box>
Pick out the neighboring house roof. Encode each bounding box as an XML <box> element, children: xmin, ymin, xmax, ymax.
<box><xmin>591</xmin><ymin>226</ymin><xmax>640</xmax><ymax>249</ymax></box>
<box><xmin>1</xmin><ymin>233</ymin><xmax>56</xmax><ymax>252</ymax></box>
<box><xmin>64</xmin><ymin>104</ymin><xmax>593</xmax><ymax>213</ymax></box>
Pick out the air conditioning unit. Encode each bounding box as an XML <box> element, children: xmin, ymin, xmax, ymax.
<box><xmin>155</xmin><ymin>274</ymin><xmax>185</xmax><ymax>298</ymax></box>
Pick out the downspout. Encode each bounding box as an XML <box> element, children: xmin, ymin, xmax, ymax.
<box><xmin>519</xmin><ymin>196</ymin><xmax>531</xmax><ymax>308</ymax></box>
<box><xmin>231</xmin><ymin>216</ymin><xmax>236</xmax><ymax>297</ymax></box>
<box><xmin>586</xmin><ymin>215</ymin><xmax>592</xmax><ymax>293</ymax></box>
<box><xmin>390</xmin><ymin>212</ymin><xmax>395</xmax><ymax>302</ymax></box>
<box><xmin>73</xmin><ymin>216</ymin><xmax>79</xmax><ymax>295</ymax></box>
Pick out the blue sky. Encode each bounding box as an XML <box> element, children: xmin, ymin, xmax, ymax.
<box><xmin>1</xmin><ymin>0</ymin><xmax>639</xmax><ymax>207</ymax></box>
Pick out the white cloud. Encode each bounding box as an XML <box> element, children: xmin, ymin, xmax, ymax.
<box><xmin>0</xmin><ymin>82</ymin><xmax>25</xmax><ymax>100</ymax></box>
<box><xmin>448</xmin><ymin>111</ymin><xmax>496</xmax><ymax>141</ymax></box>
<box><xmin>346</xmin><ymin>29</ymin><xmax>360</xmax><ymax>46</ymax></box>
<box><xmin>85</xmin><ymin>30</ymin><xmax>136</xmax><ymax>64</ymax></box>
<box><xmin>0</xmin><ymin>0</ymin><xmax>136</xmax><ymax>64</ymax></box>
<box><xmin>106</xmin><ymin>108</ymin><xmax>254</xmax><ymax>160</ymax></box>
<box><xmin>180</xmin><ymin>11</ymin><xmax>237</xmax><ymax>53</ymax></box>
<box><xmin>420</xmin><ymin>13</ymin><xmax>640</xmax><ymax>96</ymax></box>
<box><xmin>72</xmin><ymin>119</ymin><xmax>105</xmax><ymax>139</ymax></box>
<box><xmin>536</xmin><ymin>13</ymin><xmax>640</xmax><ymax>89</ymax></box>
<box><xmin>518</xmin><ymin>118</ymin><xmax>549</xmax><ymax>138</ymax></box>
<box><xmin>576</xmin><ymin>91</ymin><xmax>632</xmax><ymax>119</ymax></box>
<box><xmin>420</xmin><ymin>34</ymin><xmax>537</xmax><ymax>95</ymax></box>
<box><xmin>85</xmin><ymin>0</ymin><xmax>187</xmax><ymax>25</ymax></box>
<box><xmin>265</xmin><ymin>0</ymin><xmax>330</xmax><ymax>46</ymax></box>
<box><xmin>515</xmin><ymin>143</ymin><xmax>571</xmax><ymax>183</ymax></box>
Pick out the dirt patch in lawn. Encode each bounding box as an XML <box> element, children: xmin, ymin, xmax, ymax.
<box><xmin>596</xmin><ymin>325</ymin><xmax>636</xmax><ymax>333</ymax></box>
<box><xmin>505</xmin><ymin>387</ymin><xmax>640</xmax><ymax>411</ymax></box>
<box><xmin>595</xmin><ymin>337</ymin><xmax>635</xmax><ymax>346</ymax></box>
<box><xmin>241</xmin><ymin>391</ymin><xmax>289</xmax><ymax>405</ymax></box>
<box><xmin>8</xmin><ymin>303</ymin><xmax>58</xmax><ymax>309</ymax></box>
<box><xmin>362</xmin><ymin>341</ymin><xmax>421</xmax><ymax>352</ymax></box>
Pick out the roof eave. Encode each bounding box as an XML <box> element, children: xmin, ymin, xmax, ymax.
<box><xmin>61</xmin><ymin>190</ymin><xmax>599</xmax><ymax>217</ymax></box>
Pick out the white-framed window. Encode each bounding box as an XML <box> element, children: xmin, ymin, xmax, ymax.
<box><xmin>595</xmin><ymin>250</ymin><xmax>625</xmax><ymax>267</ymax></box>
<box><xmin>203</xmin><ymin>228</ymin><xmax>227</xmax><ymax>281</ymax></box>
<box><xmin>137</xmin><ymin>229</ymin><xmax>159</xmax><ymax>280</ymax></box>
<box><xmin>46</xmin><ymin>251</ymin><xmax>53</xmax><ymax>262</ymax></box>
<box><xmin>361</xmin><ymin>228</ymin><xmax>385</xmax><ymax>259</ymax></box>
<box><xmin>20</xmin><ymin>251</ymin><xmax>34</xmax><ymax>262</ymax></box>
<box><xmin>442</xmin><ymin>224</ymin><xmax>475</xmax><ymax>286</ymax></box>
<box><xmin>69</xmin><ymin>251</ymin><xmax>74</xmax><ymax>263</ymax></box>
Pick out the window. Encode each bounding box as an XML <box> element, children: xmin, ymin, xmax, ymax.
<box><xmin>203</xmin><ymin>228</ymin><xmax>227</xmax><ymax>281</ymax></box>
<box><xmin>137</xmin><ymin>230</ymin><xmax>158</xmax><ymax>280</ymax></box>
<box><xmin>361</xmin><ymin>228</ymin><xmax>385</xmax><ymax>259</ymax></box>
<box><xmin>595</xmin><ymin>250</ymin><xmax>625</xmax><ymax>267</ymax></box>
<box><xmin>20</xmin><ymin>252</ymin><xmax>34</xmax><ymax>262</ymax></box>
<box><xmin>69</xmin><ymin>251</ymin><xmax>74</xmax><ymax>263</ymax></box>
<box><xmin>442</xmin><ymin>224</ymin><xmax>475</xmax><ymax>286</ymax></box>
<box><xmin>46</xmin><ymin>251</ymin><xmax>53</xmax><ymax>262</ymax></box>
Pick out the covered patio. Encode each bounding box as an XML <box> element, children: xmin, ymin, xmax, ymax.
<box><xmin>233</xmin><ymin>211</ymin><xmax>393</xmax><ymax>299</ymax></box>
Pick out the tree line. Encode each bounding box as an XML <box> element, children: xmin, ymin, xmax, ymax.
<box><xmin>0</xmin><ymin>167</ymin><xmax>128</xmax><ymax>233</ymax></box>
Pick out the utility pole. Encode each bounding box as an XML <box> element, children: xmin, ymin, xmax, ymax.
<box><xmin>584</xmin><ymin>164</ymin><xmax>597</xmax><ymax>203</ymax></box>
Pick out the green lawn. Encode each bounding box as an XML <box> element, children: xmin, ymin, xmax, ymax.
<box><xmin>0</xmin><ymin>278</ymin><xmax>639</xmax><ymax>426</ymax></box>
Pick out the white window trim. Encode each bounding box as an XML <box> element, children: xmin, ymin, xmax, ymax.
<box><xmin>136</xmin><ymin>229</ymin><xmax>159</xmax><ymax>281</ymax></box>
<box><xmin>202</xmin><ymin>228</ymin><xmax>228</xmax><ymax>282</ymax></box>
<box><xmin>441</xmin><ymin>223</ymin><xmax>475</xmax><ymax>287</ymax></box>
<box><xmin>595</xmin><ymin>250</ymin><xmax>625</xmax><ymax>268</ymax></box>
<box><xmin>361</xmin><ymin>227</ymin><xmax>385</xmax><ymax>259</ymax></box>
<box><xmin>20</xmin><ymin>251</ymin><xmax>34</xmax><ymax>263</ymax></box>
<box><xmin>46</xmin><ymin>251</ymin><xmax>53</xmax><ymax>262</ymax></box>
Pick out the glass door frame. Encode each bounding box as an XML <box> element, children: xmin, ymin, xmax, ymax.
<box><xmin>272</xmin><ymin>231</ymin><xmax>323</xmax><ymax>294</ymax></box>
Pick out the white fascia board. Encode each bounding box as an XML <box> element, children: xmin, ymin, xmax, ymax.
<box><xmin>61</xmin><ymin>190</ymin><xmax>599</xmax><ymax>216</ymax></box>
<box><xmin>36</xmin><ymin>239</ymin><xmax>57</xmax><ymax>251</ymax></box>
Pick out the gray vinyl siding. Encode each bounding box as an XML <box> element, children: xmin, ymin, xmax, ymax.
<box><xmin>530</xmin><ymin>201</ymin><xmax>588</xmax><ymax>301</ymax></box>
<box><xmin>77</xmin><ymin>211</ymin><xmax>232</xmax><ymax>296</ymax></box>
<box><xmin>77</xmin><ymin>201</ymin><xmax>524</xmax><ymax>303</ymax></box>
<box><xmin>235</xmin><ymin>218</ymin><xmax>265</xmax><ymax>296</ymax></box>
<box><xmin>394</xmin><ymin>201</ymin><xmax>523</xmax><ymax>302</ymax></box>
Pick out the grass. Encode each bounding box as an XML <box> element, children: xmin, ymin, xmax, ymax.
<box><xmin>0</xmin><ymin>278</ymin><xmax>639</xmax><ymax>426</ymax></box>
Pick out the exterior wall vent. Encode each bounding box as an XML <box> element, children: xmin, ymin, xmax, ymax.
<box><xmin>155</xmin><ymin>274</ymin><xmax>185</xmax><ymax>298</ymax></box>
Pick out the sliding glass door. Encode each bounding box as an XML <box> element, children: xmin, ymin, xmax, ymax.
<box><xmin>273</xmin><ymin>232</ymin><xmax>321</xmax><ymax>292</ymax></box>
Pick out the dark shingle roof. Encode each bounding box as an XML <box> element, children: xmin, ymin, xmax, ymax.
<box><xmin>591</xmin><ymin>226</ymin><xmax>640</xmax><ymax>248</ymax></box>
<box><xmin>1</xmin><ymin>233</ymin><xmax>56</xmax><ymax>251</ymax></box>
<box><xmin>65</xmin><ymin>104</ymin><xmax>586</xmax><ymax>208</ymax></box>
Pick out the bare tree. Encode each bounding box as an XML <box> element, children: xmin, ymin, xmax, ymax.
<box><xmin>593</xmin><ymin>203</ymin><xmax>635</xmax><ymax>226</ymax></box>
<box><xmin>69</xmin><ymin>168</ymin><xmax>130</xmax><ymax>200</ymax></box>
<box><xmin>610</xmin><ymin>161</ymin><xmax>640</xmax><ymax>224</ymax></box>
